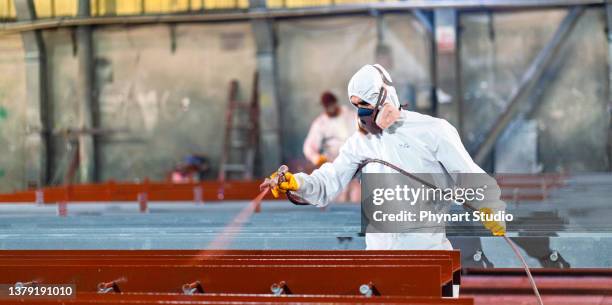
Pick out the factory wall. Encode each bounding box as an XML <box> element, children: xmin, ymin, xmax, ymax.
<box><xmin>92</xmin><ymin>23</ymin><xmax>256</xmax><ymax>181</ymax></box>
<box><xmin>0</xmin><ymin>34</ymin><xmax>27</xmax><ymax>192</ymax></box>
<box><xmin>461</xmin><ymin>8</ymin><xmax>611</xmax><ymax>172</ymax></box>
<box><xmin>0</xmin><ymin>9</ymin><xmax>611</xmax><ymax>191</ymax></box>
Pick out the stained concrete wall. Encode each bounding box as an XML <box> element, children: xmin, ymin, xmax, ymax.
<box><xmin>1</xmin><ymin>10</ymin><xmax>611</xmax><ymax>190</ymax></box>
<box><xmin>94</xmin><ymin>23</ymin><xmax>256</xmax><ymax>181</ymax></box>
<box><xmin>32</xmin><ymin>23</ymin><xmax>256</xmax><ymax>184</ymax></box>
<box><xmin>0</xmin><ymin>34</ymin><xmax>27</xmax><ymax>192</ymax></box>
<box><xmin>461</xmin><ymin>8</ymin><xmax>610</xmax><ymax>172</ymax></box>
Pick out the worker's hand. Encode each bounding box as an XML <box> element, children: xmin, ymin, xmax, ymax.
<box><xmin>315</xmin><ymin>155</ymin><xmax>328</xmax><ymax>168</ymax></box>
<box><xmin>265</xmin><ymin>171</ymin><xmax>300</xmax><ymax>198</ymax></box>
<box><xmin>479</xmin><ymin>208</ymin><xmax>506</xmax><ymax>236</ymax></box>
<box><xmin>270</xmin><ymin>172</ymin><xmax>299</xmax><ymax>198</ymax></box>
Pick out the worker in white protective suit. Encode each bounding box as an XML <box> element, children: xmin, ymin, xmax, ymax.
<box><xmin>303</xmin><ymin>91</ymin><xmax>359</xmax><ymax>202</ymax></box>
<box><xmin>265</xmin><ymin>64</ymin><xmax>506</xmax><ymax>252</ymax></box>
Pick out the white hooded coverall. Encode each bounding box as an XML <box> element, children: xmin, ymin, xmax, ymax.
<box><xmin>293</xmin><ymin>64</ymin><xmax>505</xmax><ymax>250</ymax></box>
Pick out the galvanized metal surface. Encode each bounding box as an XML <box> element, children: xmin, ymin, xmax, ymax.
<box><xmin>494</xmin><ymin>119</ymin><xmax>539</xmax><ymax>173</ymax></box>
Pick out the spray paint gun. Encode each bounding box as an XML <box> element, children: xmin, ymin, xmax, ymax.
<box><xmin>259</xmin><ymin>165</ymin><xmax>309</xmax><ymax>205</ymax></box>
<box><xmin>259</xmin><ymin>165</ymin><xmax>289</xmax><ymax>192</ymax></box>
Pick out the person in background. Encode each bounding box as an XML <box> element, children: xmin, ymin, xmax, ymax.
<box><xmin>184</xmin><ymin>154</ymin><xmax>210</xmax><ymax>181</ymax></box>
<box><xmin>170</xmin><ymin>154</ymin><xmax>211</xmax><ymax>183</ymax></box>
<box><xmin>303</xmin><ymin>91</ymin><xmax>359</xmax><ymax>202</ymax></box>
<box><xmin>170</xmin><ymin>164</ymin><xmax>194</xmax><ymax>183</ymax></box>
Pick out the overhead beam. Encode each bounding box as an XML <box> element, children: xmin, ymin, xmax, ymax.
<box><xmin>473</xmin><ymin>7</ymin><xmax>584</xmax><ymax>165</ymax></box>
<box><xmin>412</xmin><ymin>9</ymin><xmax>432</xmax><ymax>36</ymax></box>
<box><xmin>0</xmin><ymin>0</ymin><xmax>604</xmax><ymax>35</ymax></box>
<box><xmin>14</xmin><ymin>0</ymin><xmax>51</xmax><ymax>188</ymax></box>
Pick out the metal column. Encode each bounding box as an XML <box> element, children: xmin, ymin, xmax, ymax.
<box><xmin>14</xmin><ymin>0</ymin><xmax>50</xmax><ymax>188</ymax></box>
<box><xmin>434</xmin><ymin>9</ymin><xmax>462</xmax><ymax>133</ymax></box>
<box><xmin>412</xmin><ymin>10</ymin><xmax>438</xmax><ymax>116</ymax></box>
<box><xmin>606</xmin><ymin>1</ymin><xmax>612</xmax><ymax>170</ymax></box>
<box><xmin>76</xmin><ymin>0</ymin><xmax>97</xmax><ymax>182</ymax></box>
<box><xmin>250</xmin><ymin>0</ymin><xmax>282</xmax><ymax>175</ymax></box>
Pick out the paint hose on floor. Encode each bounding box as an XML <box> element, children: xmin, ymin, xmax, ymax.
<box><xmin>503</xmin><ymin>235</ymin><xmax>544</xmax><ymax>305</ymax></box>
<box><xmin>272</xmin><ymin>159</ymin><xmax>544</xmax><ymax>305</ymax></box>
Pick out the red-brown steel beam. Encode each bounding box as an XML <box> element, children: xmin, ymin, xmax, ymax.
<box><xmin>463</xmin><ymin>268</ymin><xmax>612</xmax><ymax>276</ymax></box>
<box><xmin>0</xmin><ymin>258</ymin><xmax>454</xmax><ymax>288</ymax></box>
<box><xmin>0</xmin><ymin>293</ymin><xmax>475</xmax><ymax>305</ymax></box>
<box><xmin>0</xmin><ymin>174</ymin><xmax>568</xmax><ymax>203</ymax></box>
<box><xmin>469</xmin><ymin>294</ymin><xmax>612</xmax><ymax>305</ymax></box>
<box><xmin>462</xmin><ymin>268</ymin><xmax>612</xmax><ymax>293</ymax></box>
<box><xmin>0</xmin><ymin>264</ymin><xmax>442</xmax><ymax>296</ymax></box>
<box><xmin>0</xmin><ymin>250</ymin><xmax>462</xmax><ymax>289</ymax></box>
<box><xmin>0</xmin><ymin>181</ymin><xmax>279</xmax><ymax>203</ymax></box>
<box><xmin>0</xmin><ymin>250</ymin><xmax>461</xmax><ymax>278</ymax></box>
<box><xmin>0</xmin><ymin>250</ymin><xmax>461</xmax><ymax>284</ymax></box>
<box><xmin>462</xmin><ymin>275</ymin><xmax>612</xmax><ymax>295</ymax></box>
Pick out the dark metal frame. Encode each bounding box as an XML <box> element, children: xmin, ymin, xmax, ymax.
<box><xmin>0</xmin><ymin>0</ymin><xmax>604</xmax><ymax>34</ymax></box>
<box><xmin>473</xmin><ymin>7</ymin><xmax>585</xmax><ymax>164</ymax></box>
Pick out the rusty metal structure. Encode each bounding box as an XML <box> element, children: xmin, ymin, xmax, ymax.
<box><xmin>1</xmin><ymin>250</ymin><xmax>611</xmax><ymax>304</ymax></box>
<box><xmin>0</xmin><ymin>249</ymin><xmax>464</xmax><ymax>304</ymax></box>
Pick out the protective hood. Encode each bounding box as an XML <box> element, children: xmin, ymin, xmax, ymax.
<box><xmin>347</xmin><ymin>64</ymin><xmax>400</xmax><ymax>108</ymax></box>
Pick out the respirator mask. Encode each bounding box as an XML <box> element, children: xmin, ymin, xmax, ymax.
<box><xmin>356</xmin><ymin>66</ymin><xmax>401</xmax><ymax>135</ymax></box>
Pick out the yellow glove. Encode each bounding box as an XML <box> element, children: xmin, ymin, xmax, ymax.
<box><xmin>479</xmin><ymin>208</ymin><xmax>506</xmax><ymax>236</ymax></box>
<box><xmin>315</xmin><ymin>155</ymin><xmax>328</xmax><ymax>168</ymax></box>
<box><xmin>268</xmin><ymin>171</ymin><xmax>300</xmax><ymax>198</ymax></box>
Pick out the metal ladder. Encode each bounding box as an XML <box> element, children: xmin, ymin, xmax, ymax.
<box><xmin>218</xmin><ymin>73</ymin><xmax>259</xmax><ymax>183</ymax></box>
